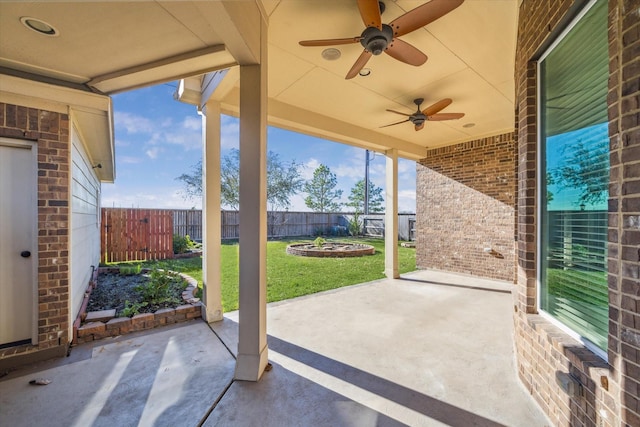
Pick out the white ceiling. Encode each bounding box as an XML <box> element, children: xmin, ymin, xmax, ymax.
<box><xmin>0</xmin><ymin>0</ymin><xmax>519</xmax><ymax>161</ymax></box>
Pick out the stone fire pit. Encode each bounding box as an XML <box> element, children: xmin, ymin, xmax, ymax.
<box><xmin>286</xmin><ymin>242</ymin><xmax>375</xmax><ymax>258</ymax></box>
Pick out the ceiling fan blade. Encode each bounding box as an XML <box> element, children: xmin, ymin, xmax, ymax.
<box><xmin>428</xmin><ymin>112</ymin><xmax>465</xmax><ymax>121</ymax></box>
<box><xmin>385</xmin><ymin>38</ymin><xmax>427</xmax><ymax>66</ymax></box>
<box><xmin>380</xmin><ymin>118</ymin><xmax>411</xmax><ymax>128</ymax></box>
<box><xmin>386</xmin><ymin>109</ymin><xmax>412</xmax><ymax>117</ymax></box>
<box><xmin>389</xmin><ymin>0</ymin><xmax>464</xmax><ymax>37</ymax></box>
<box><xmin>423</xmin><ymin>98</ymin><xmax>452</xmax><ymax>116</ymax></box>
<box><xmin>299</xmin><ymin>37</ymin><xmax>361</xmax><ymax>47</ymax></box>
<box><xmin>415</xmin><ymin>122</ymin><xmax>425</xmax><ymax>131</ymax></box>
<box><xmin>357</xmin><ymin>0</ymin><xmax>382</xmax><ymax>29</ymax></box>
<box><xmin>346</xmin><ymin>50</ymin><xmax>372</xmax><ymax>79</ymax></box>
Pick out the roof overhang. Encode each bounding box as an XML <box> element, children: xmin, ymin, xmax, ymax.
<box><xmin>1</xmin><ymin>0</ymin><xmax>519</xmax><ymax>162</ymax></box>
<box><xmin>0</xmin><ymin>74</ymin><xmax>115</xmax><ymax>182</ymax></box>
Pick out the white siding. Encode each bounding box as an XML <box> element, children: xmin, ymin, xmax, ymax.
<box><xmin>70</xmin><ymin>124</ymin><xmax>101</xmax><ymax>327</ymax></box>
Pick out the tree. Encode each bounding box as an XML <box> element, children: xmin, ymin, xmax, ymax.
<box><xmin>265</xmin><ymin>151</ymin><xmax>305</xmax><ymax>211</ymax></box>
<box><xmin>176</xmin><ymin>160</ymin><xmax>203</xmax><ymax>201</ymax></box>
<box><xmin>304</xmin><ymin>164</ymin><xmax>343</xmax><ymax>212</ymax></box>
<box><xmin>176</xmin><ymin>148</ymin><xmax>304</xmax><ymax>211</ymax></box>
<box><xmin>220</xmin><ymin>149</ymin><xmax>240</xmax><ymax>209</ymax></box>
<box><xmin>346</xmin><ymin>179</ymin><xmax>384</xmax><ymax>213</ymax></box>
<box><xmin>551</xmin><ymin>140</ymin><xmax>608</xmax><ymax>208</ymax></box>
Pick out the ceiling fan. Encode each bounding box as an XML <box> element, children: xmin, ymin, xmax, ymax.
<box><xmin>299</xmin><ymin>0</ymin><xmax>464</xmax><ymax>79</ymax></box>
<box><xmin>382</xmin><ymin>98</ymin><xmax>465</xmax><ymax>131</ymax></box>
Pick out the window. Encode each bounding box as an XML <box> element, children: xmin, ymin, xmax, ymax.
<box><xmin>538</xmin><ymin>0</ymin><xmax>609</xmax><ymax>353</ymax></box>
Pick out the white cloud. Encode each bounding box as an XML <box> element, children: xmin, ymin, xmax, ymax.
<box><xmin>398</xmin><ymin>189</ymin><xmax>416</xmax><ymax>199</ymax></box>
<box><xmin>119</xmin><ymin>156</ymin><xmax>142</xmax><ymax>164</ymax></box>
<box><xmin>163</xmin><ymin>130</ymin><xmax>202</xmax><ymax>151</ymax></box>
<box><xmin>300</xmin><ymin>158</ymin><xmax>320</xmax><ymax>180</ymax></box>
<box><xmin>333</xmin><ymin>155</ymin><xmax>366</xmax><ymax>179</ymax></box>
<box><xmin>115</xmin><ymin>111</ymin><xmax>202</xmax><ymax>151</ymax></box>
<box><xmin>114</xmin><ymin>111</ymin><xmax>155</xmax><ymax>134</ymax></box>
<box><xmin>398</xmin><ymin>159</ymin><xmax>415</xmax><ymax>174</ymax></box>
<box><xmin>182</xmin><ymin>116</ymin><xmax>201</xmax><ymax>131</ymax></box>
<box><xmin>101</xmin><ymin>186</ymin><xmax>201</xmax><ymax>210</ymax></box>
<box><xmin>146</xmin><ymin>147</ymin><xmax>160</xmax><ymax>159</ymax></box>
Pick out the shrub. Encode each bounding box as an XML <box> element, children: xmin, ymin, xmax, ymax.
<box><xmin>136</xmin><ymin>269</ymin><xmax>183</xmax><ymax>304</ymax></box>
<box><xmin>173</xmin><ymin>234</ymin><xmax>189</xmax><ymax>254</ymax></box>
<box><xmin>313</xmin><ymin>236</ymin><xmax>326</xmax><ymax>247</ymax></box>
<box><xmin>119</xmin><ymin>264</ymin><xmax>141</xmax><ymax>275</ymax></box>
<box><xmin>348</xmin><ymin>212</ymin><xmax>363</xmax><ymax>236</ymax></box>
<box><xmin>120</xmin><ymin>300</ymin><xmax>148</xmax><ymax>317</ymax></box>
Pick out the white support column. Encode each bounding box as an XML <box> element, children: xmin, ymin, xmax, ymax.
<box><xmin>201</xmin><ymin>101</ymin><xmax>223</xmax><ymax>323</ymax></box>
<box><xmin>234</xmin><ymin>14</ymin><xmax>269</xmax><ymax>382</ymax></box>
<box><xmin>385</xmin><ymin>148</ymin><xmax>399</xmax><ymax>279</ymax></box>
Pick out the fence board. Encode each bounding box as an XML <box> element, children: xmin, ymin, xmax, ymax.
<box><xmin>171</xmin><ymin>210</ymin><xmax>415</xmax><ymax>240</ymax></box>
<box><xmin>102</xmin><ymin>209</ymin><xmax>416</xmax><ymax>262</ymax></box>
<box><xmin>173</xmin><ymin>209</ymin><xmax>203</xmax><ymax>241</ymax></box>
<box><xmin>101</xmin><ymin>208</ymin><xmax>173</xmax><ymax>263</ymax></box>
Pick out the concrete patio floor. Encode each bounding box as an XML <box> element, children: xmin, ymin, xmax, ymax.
<box><xmin>0</xmin><ymin>270</ymin><xmax>550</xmax><ymax>427</ymax></box>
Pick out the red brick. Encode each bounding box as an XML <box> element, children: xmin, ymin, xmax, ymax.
<box><xmin>131</xmin><ymin>313</ymin><xmax>154</xmax><ymax>331</ymax></box>
<box><xmin>106</xmin><ymin>317</ymin><xmax>131</xmax><ymax>336</ymax></box>
<box><xmin>77</xmin><ymin>322</ymin><xmax>105</xmax><ymax>337</ymax></box>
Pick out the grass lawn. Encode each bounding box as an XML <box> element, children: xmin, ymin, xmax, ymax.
<box><xmin>116</xmin><ymin>237</ymin><xmax>415</xmax><ymax>312</ymax></box>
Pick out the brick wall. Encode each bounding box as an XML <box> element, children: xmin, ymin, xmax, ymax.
<box><xmin>514</xmin><ymin>0</ymin><xmax>640</xmax><ymax>426</ymax></box>
<box><xmin>0</xmin><ymin>103</ymin><xmax>70</xmax><ymax>366</ymax></box>
<box><xmin>416</xmin><ymin>133</ymin><xmax>517</xmax><ymax>282</ymax></box>
<box><xmin>607</xmin><ymin>0</ymin><xmax>640</xmax><ymax>424</ymax></box>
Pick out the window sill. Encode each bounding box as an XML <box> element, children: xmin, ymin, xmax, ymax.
<box><xmin>524</xmin><ymin>313</ymin><xmax>612</xmax><ymax>388</ymax></box>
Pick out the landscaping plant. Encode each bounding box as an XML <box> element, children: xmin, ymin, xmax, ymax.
<box><xmin>135</xmin><ymin>269</ymin><xmax>183</xmax><ymax>305</ymax></box>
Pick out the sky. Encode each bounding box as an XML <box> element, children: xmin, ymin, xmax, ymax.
<box><xmin>102</xmin><ymin>84</ymin><xmax>416</xmax><ymax>213</ymax></box>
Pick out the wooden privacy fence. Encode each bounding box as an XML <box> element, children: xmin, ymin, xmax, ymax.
<box><xmin>102</xmin><ymin>208</ymin><xmax>417</xmax><ymax>263</ymax></box>
<box><xmin>101</xmin><ymin>208</ymin><xmax>174</xmax><ymax>263</ymax></box>
<box><xmin>173</xmin><ymin>209</ymin><xmax>203</xmax><ymax>241</ymax></box>
<box><xmin>219</xmin><ymin>211</ymin><xmax>347</xmax><ymax>239</ymax></box>
<box><xmin>172</xmin><ymin>210</ymin><xmax>416</xmax><ymax>241</ymax></box>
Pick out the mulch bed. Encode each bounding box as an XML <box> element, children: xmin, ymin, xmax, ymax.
<box><xmin>87</xmin><ymin>271</ymin><xmax>186</xmax><ymax>317</ymax></box>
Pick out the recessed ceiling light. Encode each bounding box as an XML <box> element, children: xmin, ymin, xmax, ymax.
<box><xmin>20</xmin><ymin>17</ymin><xmax>58</xmax><ymax>36</ymax></box>
<box><xmin>462</xmin><ymin>123</ymin><xmax>475</xmax><ymax>128</ymax></box>
<box><xmin>321</xmin><ymin>48</ymin><xmax>341</xmax><ymax>61</ymax></box>
<box><xmin>359</xmin><ymin>68</ymin><xmax>372</xmax><ymax>77</ymax></box>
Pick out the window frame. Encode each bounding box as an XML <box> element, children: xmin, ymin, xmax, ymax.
<box><xmin>536</xmin><ymin>0</ymin><xmax>608</xmax><ymax>361</ymax></box>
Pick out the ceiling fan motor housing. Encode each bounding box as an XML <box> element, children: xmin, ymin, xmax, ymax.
<box><xmin>412</xmin><ymin>114</ymin><xmax>426</xmax><ymax>126</ymax></box>
<box><xmin>412</xmin><ymin>99</ymin><xmax>426</xmax><ymax>124</ymax></box>
<box><xmin>360</xmin><ymin>25</ymin><xmax>393</xmax><ymax>55</ymax></box>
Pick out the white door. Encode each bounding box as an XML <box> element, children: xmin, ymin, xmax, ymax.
<box><xmin>0</xmin><ymin>138</ymin><xmax>36</xmax><ymax>347</ymax></box>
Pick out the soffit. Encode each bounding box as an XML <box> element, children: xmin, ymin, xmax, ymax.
<box><xmin>223</xmin><ymin>0</ymin><xmax>519</xmax><ymax>153</ymax></box>
<box><xmin>0</xmin><ymin>0</ymin><xmax>519</xmax><ymax>158</ymax></box>
<box><xmin>0</xmin><ymin>1</ymin><xmax>235</xmax><ymax>91</ymax></box>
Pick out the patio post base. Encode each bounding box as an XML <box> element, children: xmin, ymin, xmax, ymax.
<box><xmin>234</xmin><ymin>345</ymin><xmax>269</xmax><ymax>381</ymax></box>
<box><xmin>385</xmin><ymin>268</ymin><xmax>400</xmax><ymax>279</ymax></box>
<box><xmin>201</xmin><ymin>305</ymin><xmax>223</xmax><ymax>323</ymax></box>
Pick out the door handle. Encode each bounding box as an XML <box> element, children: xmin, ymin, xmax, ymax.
<box><xmin>20</xmin><ymin>251</ymin><xmax>31</xmax><ymax>258</ymax></box>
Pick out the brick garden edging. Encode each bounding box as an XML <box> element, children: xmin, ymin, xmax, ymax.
<box><xmin>286</xmin><ymin>242</ymin><xmax>375</xmax><ymax>258</ymax></box>
<box><xmin>74</xmin><ymin>268</ymin><xmax>202</xmax><ymax>344</ymax></box>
